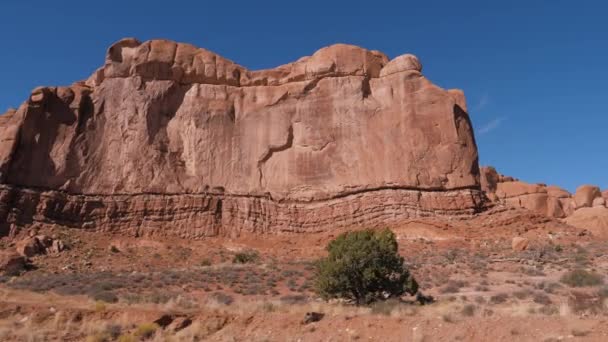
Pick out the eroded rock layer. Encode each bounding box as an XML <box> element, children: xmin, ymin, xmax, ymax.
<box><xmin>0</xmin><ymin>39</ymin><xmax>482</xmax><ymax>237</ymax></box>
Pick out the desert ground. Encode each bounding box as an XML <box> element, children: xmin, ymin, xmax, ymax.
<box><xmin>1</xmin><ymin>205</ymin><xmax>607</xmax><ymax>342</ymax></box>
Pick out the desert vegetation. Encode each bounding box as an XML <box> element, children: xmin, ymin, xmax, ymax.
<box><xmin>314</xmin><ymin>229</ymin><xmax>419</xmax><ymax>305</ymax></box>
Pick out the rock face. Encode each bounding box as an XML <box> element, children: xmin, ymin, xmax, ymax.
<box><xmin>480</xmin><ymin>166</ymin><xmax>573</xmax><ymax>218</ymax></box>
<box><xmin>0</xmin><ymin>38</ymin><xmax>483</xmax><ymax>237</ymax></box>
<box><xmin>573</xmin><ymin>185</ymin><xmax>601</xmax><ymax>209</ymax></box>
<box><xmin>565</xmin><ymin>207</ymin><xmax>608</xmax><ymax>237</ymax></box>
<box><xmin>481</xmin><ymin>166</ymin><xmax>607</xmax><ymax>232</ymax></box>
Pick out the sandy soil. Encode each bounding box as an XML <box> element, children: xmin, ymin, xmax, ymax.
<box><xmin>1</xmin><ymin>205</ymin><xmax>607</xmax><ymax>341</ymax></box>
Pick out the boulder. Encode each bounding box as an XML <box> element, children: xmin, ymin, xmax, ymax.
<box><xmin>511</xmin><ymin>237</ymin><xmax>529</xmax><ymax>251</ymax></box>
<box><xmin>574</xmin><ymin>185</ymin><xmax>601</xmax><ymax>209</ymax></box>
<box><xmin>593</xmin><ymin>197</ymin><xmax>606</xmax><ymax>208</ymax></box>
<box><xmin>0</xmin><ymin>250</ymin><xmax>26</xmax><ymax>276</ymax></box>
<box><xmin>15</xmin><ymin>238</ymin><xmax>43</xmax><ymax>258</ymax></box>
<box><xmin>564</xmin><ymin>207</ymin><xmax>608</xmax><ymax>237</ymax></box>
<box><xmin>15</xmin><ymin>235</ymin><xmax>66</xmax><ymax>257</ymax></box>
<box><xmin>302</xmin><ymin>312</ymin><xmax>325</xmax><ymax>324</ymax></box>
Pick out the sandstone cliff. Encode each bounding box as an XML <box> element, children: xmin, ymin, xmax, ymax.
<box><xmin>0</xmin><ymin>38</ymin><xmax>483</xmax><ymax>237</ymax></box>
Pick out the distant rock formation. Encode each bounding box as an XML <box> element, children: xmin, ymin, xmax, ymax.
<box><xmin>0</xmin><ymin>39</ymin><xmax>483</xmax><ymax>237</ymax></box>
<box><xmin>481</xmin><ymin>166</ymin><xmax>607</xmax><ymax>233</ymax></box>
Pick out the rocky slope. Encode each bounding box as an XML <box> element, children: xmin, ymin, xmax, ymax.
<box><xmin>0</xmin><ymin>38</ymin><xmax>483</xmax><ymax>237</ymax></box>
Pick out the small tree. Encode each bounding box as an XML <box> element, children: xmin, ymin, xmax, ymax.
<box><xmin>314</xmin><ymin>228</ymin><xmax>418</xmax><ymax>305</ymax></box>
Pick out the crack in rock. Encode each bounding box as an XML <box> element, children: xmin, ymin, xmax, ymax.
<box><xmin>257</xmin><ymin>124</ymin><xmax>294</xmax><ymax>188</ymax></box>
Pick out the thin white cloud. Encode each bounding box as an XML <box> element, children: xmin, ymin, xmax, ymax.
<box><xmin>473</xmin><ymin>93</ymin><xmax>490</xmax><ymax>111</ymax></box>
<box><xmin>478</xmin><ymin>117</ymin><xmax>506</xmax><ymax>135</ymax></box>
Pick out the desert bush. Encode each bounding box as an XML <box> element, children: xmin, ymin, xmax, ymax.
<box><xmin>104</xmin><ymin>324</ymin><xmax>122</xmax><ymax>340</ymax></box>
<box><xmin>279</xmin><ymin>295</ymin><xmax>308</xmax><ymax>305</ymax></box>
<box><xmin>134</xmin><ymin>323</ymin><xmax>159</xmax><ymax>339</ymax></box>
<box><xmin>461</xmin><ymin>304</ymin><xmax>476</xmax><ymax>316</ymax></box>
<box><xmin>117</xmin><ymin>335</ymin><xmax>136</xmax><ymax>342</ymax></box>
<box><xmin>233</xmin><ymin>250</ymin><xmax>260</xmax><ymax>264</ymax></box>
<box><xmin>85</xmin><ymin>332</ymin><xmax>110</xmax><ymax>342</ymax></box>
<box><xmin>209</xmin><ymin>292</ymin><xmax>234</xmax><ymax>305</ymax></box>
<box><xmin>94</xmin><ymin>301</ymin><xmax>107</xmax><ymax>312</ymax></box>
<box><xmin>533</xmin><ymin>293</ymin><xmax>552</xmax><ymax>305</ymax></box>
<box><xmin>89</xmin><ymin>290</ymin><xmax>118</xmax><ymax>303</ymax></box>
<box><xmin>489</xmin><ymin>293</ymin><xmax>509</xmax><ymax>304</ymax></box>
<box><xmin>560</xmin><ymin>269</ymin><xmax>603</xmax><ymax>287</ymax></box>
<box><xmin>439</xmin><ymin>280</ymin><xmax>468</xmax><ymax>294</ymax></box>
<box><xmin>513</xmin><ymin>289</ymin><xmax>532</xmax><ymax>300</ymax></box>
<box><xmin>568</xmin><ymin>291</ymin><xmax>605</xmax><ymax>314</ymax></box>
<box><xmin>538</xmin><ymin>305</ymin><xmax>559</xmax><ymax>315</ymax></box>
<box><xmin>314</xmin><ymin>229</ymin><xmax>418</xmax><ymax>305</ymax></box>
<box><xmin>597</xmin><ymin>286</ymin><xmax>608</xmax><ymax>299</ymax></box>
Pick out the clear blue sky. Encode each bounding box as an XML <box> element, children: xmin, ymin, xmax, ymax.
<box><xmin>1</xmin><ymin>1</ymin><xmax>606</xmax><ymax>192</ymax></box>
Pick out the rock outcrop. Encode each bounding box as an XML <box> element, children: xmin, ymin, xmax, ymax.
<box><xmin>480</xmin><ymin>166</ymin><xmax>573</xmax><ymax>218</ymax></box>
<box><xmin>481</xmin><ymin>166</ymin><xmax>607</xmax><ymax>232</ymax></box>
<box><xmin>0</xmin><ymin>250</ymin><xmax>26</xmax><ymax>276</ymax></box>
<box><xmin>0</xmin><ymin>38</ymin><xmax>483</xmax><ymax>237</ymax></box>
<box><xmin>565</xmin><ymin>207</ymin><xmax>608</xmax><ymax>237</ymax></box>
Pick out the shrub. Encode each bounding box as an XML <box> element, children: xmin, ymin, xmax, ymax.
<box><xmin>117</xmin><ymin>335</ymin><xmax>136</xmax><ymax>342</ymax></box>
<box><xmin>134</xmin><ymin>323</ymin><xmax>159</xmax><ymax>339</ymax></box>
<box><xmin>94</xmin><ymin>301</ymin><xmax>107</xmax><ymax>312</ymax></box>
<box><xmin>489</xmin><ymin>293</ymin><xmax>508</xmax><ymax>304</ymax></box>
<box><xmin>533</xmin><ymin>293</ymin><xmax>552</xmax><ymax>305</ymax></box>
<box><xmin>314</xmin><ymin>229</ymin><xmax>418</xmax><ymax>305</ymax></box>
<box><xmin>233</xmin><ymin>250</ymin><xmax>260</xmax><ymax>264</ymax></box>
<box><xmin>89</xmin><ymin>290</ymin><xmax>118</xmax><ymax>303</ymax></box>
<box><xmin>560</xmin><ymin>269</ymin><xmax>603</xmax><ymax>287</ymax></box>
<box><xmin>85</xmin><ymin>333</ymin><xmax>110</xmax><ymax>342</ymax></box>
<box><xmin>209</xmin><ymin>292</ymin><xmax>234</xmax><ymax>305</ymax></box>
<box><xmin>461</xmin><ymin>304</ymin><xmax>476</xmax><ymax>317</ymax></box>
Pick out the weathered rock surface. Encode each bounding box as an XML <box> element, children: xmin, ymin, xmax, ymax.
<box><xmin>481</xmin><ymin>166</ymin><xmax>607</xmax><ymax>232</ymax></box>
<box><xmin>564</xmin><ymin>207</ymin><xmax>608</xmax><ymax>237</ymax></box>
<box><xmin>0</xmin><ymin>250</ymin><xmax>26</xmax><ymax>276</ymax></box>
<box><xmin>573</xmin><ymin>185</ymin><xmax>601</xmax><ymax>209</ymax></box>
<box><xmin>0</xmin><ymin>38</ymin><xmax>483</xmax><ymax>237</ymax></box>
<box><xmin>15</xmin><ymin>235</ymin><xmax>66</xmax><ymax>257</ymax></box>
<box><xmin>481</xmin><ymin>166</ymin><xmax>572</xmax><ymax>218</ymax></box>
<box><xmin>511</xmin><ymin>236</ymin><xmax>529</xmax><ymax>251</ymax></box>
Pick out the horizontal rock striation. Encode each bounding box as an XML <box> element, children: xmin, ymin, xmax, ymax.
<box><xmin>0</xmin><ymin>185</ymin><xmax>483</xmax><ymax>238</ymax></box>
<box><xmin>0</xmin><ymin>38</ymin><xmax>482</xmax><ymax>237</ymax></box>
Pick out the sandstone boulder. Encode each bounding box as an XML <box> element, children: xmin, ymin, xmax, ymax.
<box><xmin>15</xmin><ymin>235</ymin><xmax>66</xmax><ymax>257</ymax></box>
<box><xmin>574</xmin><ymin>185</ymin><xmax>601</xmax><ymax>209</ymax></box>
<box><xmin>593</xmin><ymin>197</ymin><xmax>606</xmax><ymax>208</ymax></box>
<box><xmin>0</xmin><ymin>250</ymin><xmax>26</xmax><ymax>276</ymax></box>
<box><xmin>0</xmin><ymin>39</ymin><xmax>483</xmax><ymax>237</ymax></box>
<box><xmin>511</xmin><ymin>236</ymin><xmax>529</xmax><ymax>251</ymax></box>
<box><xmin>564</xmin><ymin>207</ymin><xmax>608</xmax><ymax>237</ymax></box>
<box><xmin>15</xmin><ymin>238</ymin><xmax>43</xmax><ymax>258</ymax></box>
